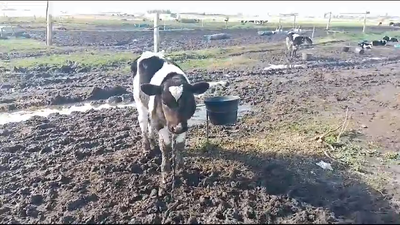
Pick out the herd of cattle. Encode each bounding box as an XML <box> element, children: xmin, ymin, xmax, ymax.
<box><xmin>285</xmin><ymin>32</ymin><xmax>399</xmax><ymax>57</ymax></box>
<box><xmin>358</xmin><ymin>35</ymin><xmax>399</xmax><ymax>49</ymax></box>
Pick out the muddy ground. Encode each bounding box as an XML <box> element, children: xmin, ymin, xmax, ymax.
<box><xmin>1</xmin><ymin>25</ymin><xmax>400</xmax><ymax>224</ymax></box>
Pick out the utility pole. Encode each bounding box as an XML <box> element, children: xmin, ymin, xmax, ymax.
<box><xmin>293</xmin><ymin>14</ymin><xmax>296</xmax><ymax>29</ymax></box>
<box><xmin>312</xmin><ymin>25</ymin><xmax>315</xmax><ymax>40</ymax></box>
<box><xmin>363</xmin><ymin>11</ymin><xmax>370</xmax><ymax>33</ymax></box>
<box><xmin>326</xmin><ymin>12</ymin><xmax>332</xmax><ymax>30</ymax></box>
<box><xmin>154</xmin><ymin>12</ymin><xmax>159</xmax><ymax>53</ymax></box>
<box><xmin>46</xmin><ymin>1</ymin><xmax>52</xmax><ymax>46</ymax></box>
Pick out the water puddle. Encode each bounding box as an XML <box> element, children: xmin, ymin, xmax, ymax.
<box><xmin>0</xmin><ymin>101</ymin><xmax>252</xmax><ymax>126</ymax></box>
<box><xmin>0</xmin><ymin>102</ymin><xmax>136</xmax><ymax>125</ymax></box>
<box><xmin>190</xmin><ymin>104</ymin><xmax>252</xmax><ymax>126</ymax></box>
<box><xmin>263</xmin><ymin>57</ymin><xmax>391</xmax><ymax>72</ymax></box>
<box><xmin>264</xmin><ymin>64</ymin><xmax>306</xmax><ymax>70</ymax></box>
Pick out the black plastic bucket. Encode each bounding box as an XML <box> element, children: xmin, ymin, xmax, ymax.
<box><xmin>204</xmin><ymin>96</ymin><xmax>240</xmax><ymax>125</ymax></box>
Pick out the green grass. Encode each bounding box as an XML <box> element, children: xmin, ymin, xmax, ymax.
<box><xmin>0</xmin><ymin>38</ymin><xmax>49</xmax><ymax>52</ymax></box>
<box><xmin>224</xmin><ymin>114</ymin><xmax>391</xmax><ymax>193</ymax></box>
<box><xmin>0</xmin><ymin>51</ymin><xmax>134</xmax><ymax>70</ymax></box>
<box><xmin>1</xmin><ymin>43</ymin><xmax>271</xmax><ymax>71</ymax></box>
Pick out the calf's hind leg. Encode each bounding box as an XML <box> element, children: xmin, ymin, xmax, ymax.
<box><xmin>137</xmin><ymin>103</ymin><xmax>151</xmax><ymax>153</ymax></box>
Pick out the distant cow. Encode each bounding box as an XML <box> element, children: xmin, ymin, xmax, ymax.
<box><xmin>132</xmin><ymin>51</ymin><xmax>210</xmax><ymax>185</ymax></box>
<box><xmin>255</xmin><ymin>20</ymin><xmax>268</xmax><ymax>25</ymax></box>
<box><xmin>242</xmin><ymin>20</ymin><xmax>267</xmax><ymax>25</ymax></box>
<box><xmin>389</xmin><ymin>22</ymin><xmax>400</xmax><ymax>27</ymax></box>
<box><xmin>372</xmin><ymin>40</ymin><xmax>387</xmax><ymax>46</ymax></box>
<box><xmin>383</xmin><ymin>35</ymin><xmax>399</xmax><ymax>42</ymax></box>
<box><xmin>286</xmin><ymin>32</ymin><xmax>313</xmax><ymax>57</ymax></box>
<box><xmin>275</xmin><ymin>26</ymin><xmax>283</xmax><ymax>33</ymax></box>
<box><xmin>292</xmin><ymin>26</ymin><xmax>302</xmax><ymax>33</ymax></box>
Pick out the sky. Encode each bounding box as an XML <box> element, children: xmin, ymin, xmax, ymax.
<box><xmin>1</xmin><ymin>1</ymin><xmax>399</xmax><ymax>17</ymax></box>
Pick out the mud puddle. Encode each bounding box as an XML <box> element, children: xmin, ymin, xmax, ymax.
<box><xmin>0</xmin><ymin>102</ymin><xmax>136</xmax><ymax>125</ymax></box>
<box><xmin>0</xmin><ymin>101</ymin><xmax>252</xmax><ymax>126</ymax></box>
<box><xmin>263</xmin><ymin>57</ymin><xmax>395</xmax><ymax>72</ymax></box>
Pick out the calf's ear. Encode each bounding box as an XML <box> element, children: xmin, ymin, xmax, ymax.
<box><xmin>141</xmin><ymin>84</ymin><xmax>162</xmax><ymax>96</ymax></box>
<box><xmin>189</xmin><ymin>82</ymin><xmax>210</xmax><ymax>95</ymax></box>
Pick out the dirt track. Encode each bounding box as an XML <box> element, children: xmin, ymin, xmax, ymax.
<box><xmin>1</xmin><ymin>25</ymin><xmax>400</xmax><ymax>223</ymax></box>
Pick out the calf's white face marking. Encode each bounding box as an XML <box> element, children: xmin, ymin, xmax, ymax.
<box><xmin>148</xmin><ymin>63</ymin><xmax>188</xmax><ymax>115</ymax></box>
<box><xmin>168</xmin><ymin>85</ymin><xmax>184</xmax><ymax>101</ymax></box>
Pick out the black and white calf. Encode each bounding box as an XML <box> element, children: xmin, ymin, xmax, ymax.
<box><xmin>358</xmin><ymin>40</ymin><xmax>372</xmax><ymax>49</ymax></box>
<box><xmin>132</xmin><ymin>51</ymin><xmax>210</xmax><ymax>184</ymax></box>
<box><xmin>286</xmin><ymin>32</ymin><xmax>313</xmax><ymax>57</ymax></box>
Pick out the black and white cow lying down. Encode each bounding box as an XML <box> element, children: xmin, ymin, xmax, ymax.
<box><xmin>131</xmin><ymin>51</ymin><xmax>210</xmax><ymax>184</ymax></box>
<box><xmin>286</xmin><ymin>32</ymin><xmax>313</xmax><ymax>57</ymax></box>
<box><xmin>372</xmin><ymin>40</ymin><xmax>387</xmax><ymax>46</ymax></box>
<box><xmin>383</xmin><ymin>35</ymin><xmax>399</xmax><ymax>42</ymax></box>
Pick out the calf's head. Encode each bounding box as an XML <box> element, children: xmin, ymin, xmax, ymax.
<box><xmin>141</xmin><ymin>74</ymin><xmax>209</xmax><ymax>134</ymax></box>
<box><xmin>304</xmin><ymin>37</ymin><xmax>313</xmax><ymax>45</ymax></box>
<box><xmin>383</xmin><ymin>36</ymin><xmax>390</xmax><ymax>41</ymax></box>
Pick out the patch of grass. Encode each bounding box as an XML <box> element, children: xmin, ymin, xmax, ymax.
<box><xmin>0</xmin><ymin>16</ymin><xmax>46</xmax><ymax>24</ymax></box>
<box><xmin>1</xmin><ymin>51</ymin><xmax>135</xmax><ymax>70</ymax></box>
<box><xmin>192</xmin><ymin>114</ymin><xmax>392</xmax><ymax>191</ymax></box>
<box><xmin>383</xmin><ymin>152</ymin><xmax>400</xmax><ymax>160</ymax></box>
<box><xmin>1</xmin><ymin>43</ymin><xmax>269</xmax><ymax>71</ymax></box>
<box><xmin>332</xmin><ymin>144</ymin><xmax>379</xmax><ymax>172</ymax></box>
<box><xmin>0</xmin><ymin>38</ymin><xmax>49</xmax><ymax>52</ymax></box>
<box><xmin>282</xmin><ymin>117</ymin><xmax>384</xmax><ymax>172</ymax></box>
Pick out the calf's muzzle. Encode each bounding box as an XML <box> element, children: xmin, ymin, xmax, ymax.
<box><xmin>168</xmin><ymin>122</ymin><xmax>188</xmax><ymax>134</ymax></box>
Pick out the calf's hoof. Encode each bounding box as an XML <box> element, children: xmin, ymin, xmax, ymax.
<box><xmin>158</xmin><ymin>185</ymin><xmax>167</xmax><ymax>196</ymax></box>
<box><xmin>161</xmin><ymin>172</ymin><xmax>168</xmax><ymax>185</ymax></box>
<box><xmin>142</xmin><ymin>139</ymin><xmax>151</xmax><ymax>153</ymax></box>
<box><xmin>175</xmin><ymin>160</ymin><xmax>184</xmax><ymax>172</ymax></box>
<box><xmin>149</xmin><ymin>138</ymin><xmax>157</xmax><ymax>150</ymax></box>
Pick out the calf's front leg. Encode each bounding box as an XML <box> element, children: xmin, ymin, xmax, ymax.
<box><xmin>147</xmin><ymin>121</ymin><xmax>157</xmax><ymax>150</ymax></box>
<box><xmin>158</xmin><ymin>127</ymin><xmax>172</xmax><ymax>184</ymax></box>
<box><xmin>173</xmin><ymin>132</ymin><xmax>186</xmax><ymax>171</ymax></box>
